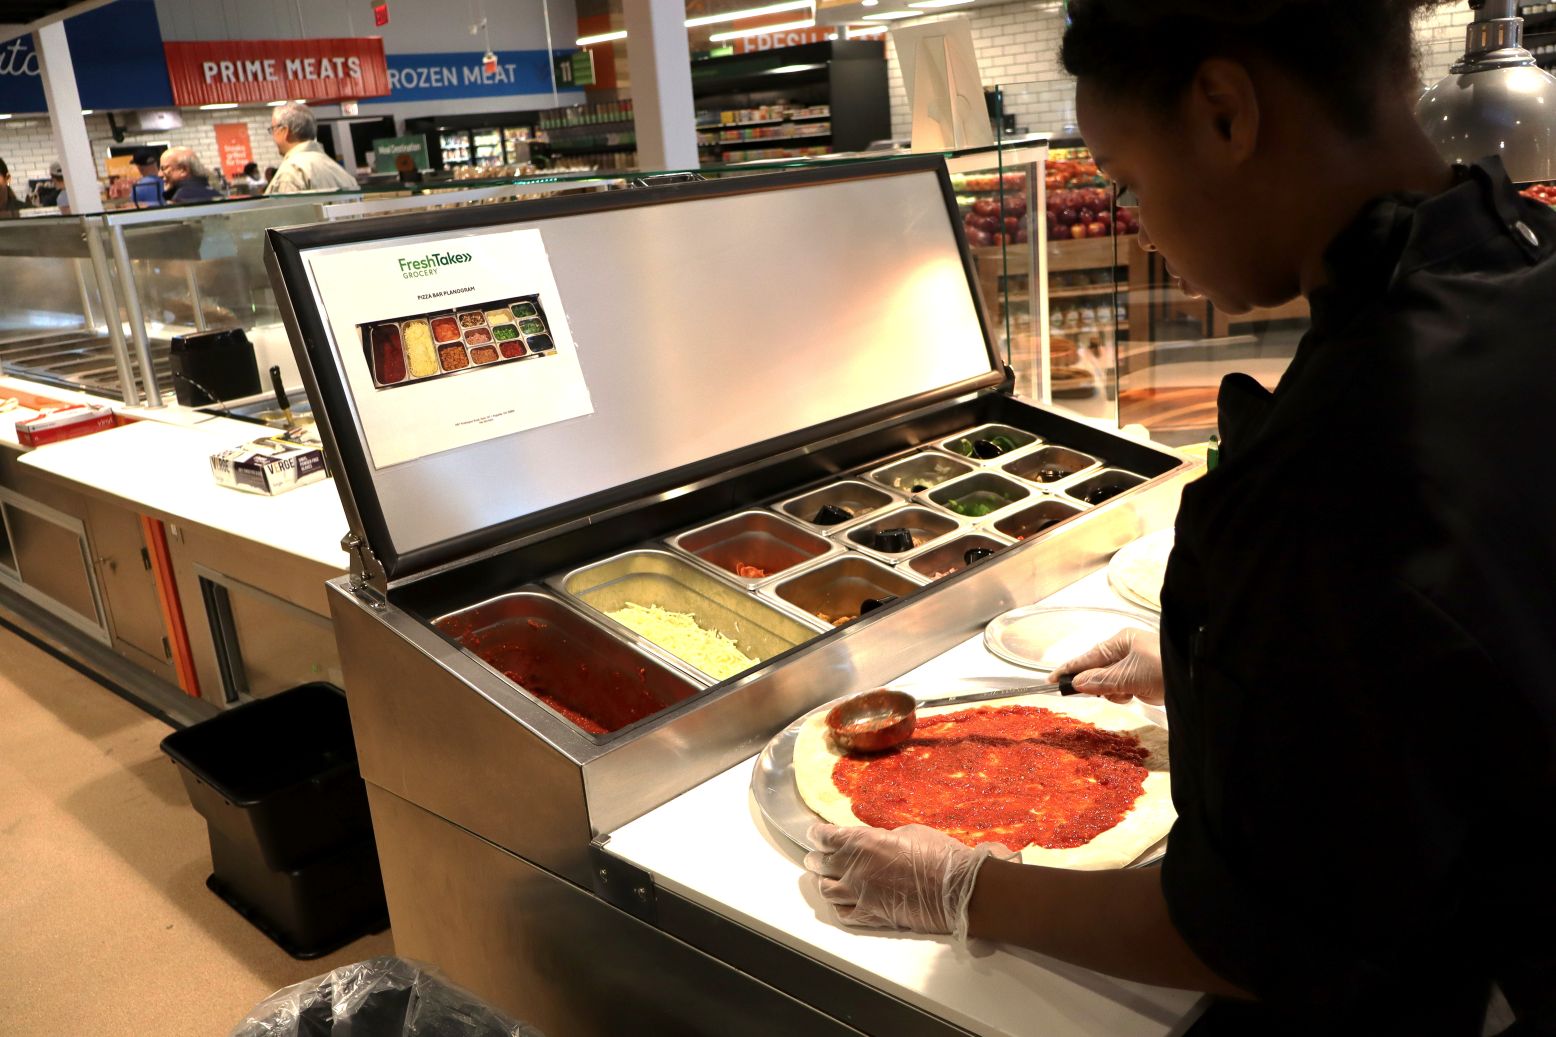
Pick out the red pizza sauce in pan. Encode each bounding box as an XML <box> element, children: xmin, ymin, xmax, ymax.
<box><xmin>832</xmin><ymin>704</ymin><xmax>1149</xmax><ymax>850</ymax></box>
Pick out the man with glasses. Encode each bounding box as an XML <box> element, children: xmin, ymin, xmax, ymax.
<box><xmin>158</xmin><ymin>146</ymin><xmax>222</xmax><ymax>204</ymax></box>
<box><xmin>265</xmin><ymin>102</ymin><xmax>358</xmax><ymax>195</ymax></box>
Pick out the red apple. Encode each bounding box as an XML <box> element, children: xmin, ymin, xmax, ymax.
<box><xmin>1077</xmin><ymin>207</ymin><xmax>1096</xmax><ymax>224</ymax></box>
<box><xmin>1070</xmin><ymin>225</ymin><xmax>1088</xmax><ymax>240</ymax></box>
<box><xmin>1046</xmin><ymin>211</ymin><xmax>1058</xmax><ymax>234</ymax></box>
<box><xmin>1087</xmin><ymin>221</ymin><xmax>1108</xmax><ymax>238</ymax></box>
<box><xmin>972</xmin><ymin>198</ymin><xmax>1000</xmax><ymax>218</ymax></box>
<box><xmin>1003</xmin><ymin>216</ymin><xmax>1021</xmax><ymax>233</ymax></box>
<box><xmin>1058</xmin><ymin>208</ymin><xmax>1078</xmax><ymax>227</ymax></box>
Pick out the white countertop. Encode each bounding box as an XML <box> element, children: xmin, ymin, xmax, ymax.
<box><xmin>17</xmin><ymin>413</ymin><xmax>351</xmax><ymax>571</ymax></box>
<box><xmin>606</xmin><ymin>568</ymin><xmax>1202</xmax><ymax>1037</ymax></box>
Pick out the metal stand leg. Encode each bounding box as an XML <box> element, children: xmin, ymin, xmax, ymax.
<box><xmin>82</xmin><ymin>219</ymin><xmax>140</xmax><ymax>405</ymax></box>
<box><xmin>107</xmin><ymin>224</ymin><xmax>163</xmax><ymax>408</ymax></box>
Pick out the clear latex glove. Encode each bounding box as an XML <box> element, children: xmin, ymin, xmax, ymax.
<box><xmin>803</xmin><ymin>823</ymin><xmax>1015</xmax><ymax>942</ymax></box>
<box><xmin>1052</xmin><ymin>627</ymin><xmax>1165</xmax><ymax>705</ymax></box>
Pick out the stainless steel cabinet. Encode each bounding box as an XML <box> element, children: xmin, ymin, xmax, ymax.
<box><xmin>81</xmin><ymin>497</ymin><xmax>175</xmax><ymax>683</ymax></box>
<box><xmin>0</xmin><ymin>486</ymin><xmax>110</xmax><ymax>644</ymax></box>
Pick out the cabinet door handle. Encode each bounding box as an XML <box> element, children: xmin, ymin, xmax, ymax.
<box><xmin>139</xmin><ymin>547</ymin><xmax>151</xmax><ymax>571</ymax></box>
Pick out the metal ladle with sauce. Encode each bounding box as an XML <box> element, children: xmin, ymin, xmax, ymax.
<box><xmin>825</xmin><ymin>678</ymin><xmax>1077</xmax><ymax>753</ymax></box>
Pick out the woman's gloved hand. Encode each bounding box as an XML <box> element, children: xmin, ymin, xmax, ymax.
<box><xmin>1052</xmin><ymin>628</ymin><xmax>1165</xmax><ymax>705</ymax></box>
<box><xmin>803</xmin><ymin>823</ymin><xmax>1014</xmax><ymax>942</ymax></box>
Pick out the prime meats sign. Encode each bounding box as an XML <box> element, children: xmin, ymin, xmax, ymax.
<box><xmin>164</xmin><ymin>38</ymin><xmax>390</xmax><ymax>106</ymax></box>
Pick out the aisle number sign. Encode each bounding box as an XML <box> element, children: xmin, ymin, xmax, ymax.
<box><xmin>163</xmin><ymin>38</ymin><xmax>391</xmax><ymax>106</ymax></box>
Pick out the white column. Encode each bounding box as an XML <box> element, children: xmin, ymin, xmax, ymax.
<box><xmin>622</xmin><ymin>0</ymin><xmax>699</xmax><ymax>171</ymax></box>
<box><xmin>34</xmin><ymin>21</ymin><xmax>99</xmax><ymax>214</ymax></box>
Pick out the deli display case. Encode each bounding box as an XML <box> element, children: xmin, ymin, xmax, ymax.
<box><xmin>266</xmin><ymin>156</ymin><xmax>1201</xmax><ymax>1035</ymax></box>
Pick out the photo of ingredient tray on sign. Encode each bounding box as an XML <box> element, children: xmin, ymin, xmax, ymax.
<box><xmin>362</xmin><ymin>294</ymin><xmax>557</xmax><ymax>389</ymax></box>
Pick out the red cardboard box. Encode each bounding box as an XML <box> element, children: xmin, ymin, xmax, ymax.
<box><xmin>15</xmin><ymin>405</ymin><xmax>117</xmax><ymax>448</ymax></box>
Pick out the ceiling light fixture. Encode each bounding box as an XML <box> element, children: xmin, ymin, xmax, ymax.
<box><xmin>908</xmin><ymin>0</ymin><xmax>974</xmax><ymax>7</ymax></box>
<box><xmin>707</xmin><ymin>17</ymin><xmax>814</xmax><ymax>40</ymax></box>
<box><xmin>575</xmin><ymin>29</ymin><xmax>627</xmax><ymax>45</ymax></box>
<box><xmin>861</xmin><ymin>0</ymin><xmax>879</xmax><ymax>6</ymax></box>
<box><xmin>267</xmin><ymin>100</ymin><xmax>288</xmax><ymax>107</ymax></box>
<box><xmin>768</xmin><ymin>62</ymin><xmax>824</xmax><ymax>73</ymax></box>
<box><xmin>685</xmin><ymin>0</ymin><xmax>813</xmax><ymax>28</ymax></box>
<box><xmin>198</xmin><ymin>102</ymin><xmax>240</xmax><ymax>110</ymax></box>
<box><xmin>845</xmin><ymin>23</ymin><xmax>888</xmax><ymax>36</ymax></box>
<box><xmin>80</xmin><ymin>109</ymin><xmax>93</xmax><ymax>115</ymax></box>
<box><xmin>861</xmin><ymin>10</ymin><xmax>916</xmax><ymax>19</ymax></box>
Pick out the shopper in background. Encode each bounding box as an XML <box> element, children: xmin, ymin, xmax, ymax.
<box><xmin>159</xmin><ymin>146</ymin><xmax>222</xmax><ymax>204</ymax></box>
<box><xmin>804</xmin><ymin>0</ymin><xmax>1556</xmax><ymax>1033</ymax></box>
<box><xmin>233</xmin><ymin>161</ymin><xmax>267</xmax><ymax>195</ymax></box>
<box><xmin>127</xmin><ymin>148</ymin><xmax>165</xmax><ymax>208</ymax></box>
<box><xmin>265</xmin><ymin>102</ymin><xmax>358</xmax><ymax>195</ymax></box>
<box><xmin>0</xmin><ymin>159</ymin><xmax>29</xmax><ymax>218</ymax></box>
<box><xmin>36</xmin><ymin>160</ymin><xmax>63</xmax><ymax>207</ymax></box>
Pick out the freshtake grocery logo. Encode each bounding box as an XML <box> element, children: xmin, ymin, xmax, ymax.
<box><xmin>397</xmin><ymin>251</ymin><xmax>473</xmax><ymax>280</ymax></box>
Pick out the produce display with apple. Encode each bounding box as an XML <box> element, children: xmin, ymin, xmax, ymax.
<box><xmin>1520</xmin><ymin>183</ymin><xmax>1556</xmax><ymax>208</ymax></box>
<box><xmin>953</xmin><ymin>158</ymin><xmax>1137</xmax><ymax>250</ymax></box>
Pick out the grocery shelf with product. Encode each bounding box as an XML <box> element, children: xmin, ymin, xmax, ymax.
<box><xmin>691</xmin><ymin>41</ymin><xmax>889</xmax><ymax>165</ymax></box>
<box><xmin>406</xmin><ymin>113</ymin><xmax>539</xmax><ymax>173</ymax></box>
<box><xmin>533</xmin><ymin>99</ymin><xmax>639</xmax><ymax>170</ymax></box>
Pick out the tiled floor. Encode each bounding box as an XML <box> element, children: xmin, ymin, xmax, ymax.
<box><xmin>0</xmin><ymin>625</ymin><xmax>393</xmax><ymax>1036</ymax></box>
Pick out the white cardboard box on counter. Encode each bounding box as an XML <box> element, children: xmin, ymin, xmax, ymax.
<box><xmin>210</xmin><ymin>434</ymin><xmax>328</xmax><ymax>495</ymax></box>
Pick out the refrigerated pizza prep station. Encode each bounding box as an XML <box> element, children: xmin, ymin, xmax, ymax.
<box><xmin>267</xmin><ymin>157</ymin><xmax>1203</xmax><ymax>1036</ymax></box>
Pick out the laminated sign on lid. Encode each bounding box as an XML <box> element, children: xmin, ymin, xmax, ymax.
<box><xmin>163</xmin><ymin>38</ymin><xmax>391</xmax><ymax>106</ymax></box>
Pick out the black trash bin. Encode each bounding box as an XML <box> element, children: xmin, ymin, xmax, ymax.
<box><xmin>162</xmin><ymin>683</ymin><xmax>388</xmax><ymax>958</ymax></box>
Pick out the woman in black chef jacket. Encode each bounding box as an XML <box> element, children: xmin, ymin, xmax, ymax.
<box><xmin>803</xmin><ymin>1</ymin><xmax>1556</xmax><ymax>1032</ymax></box>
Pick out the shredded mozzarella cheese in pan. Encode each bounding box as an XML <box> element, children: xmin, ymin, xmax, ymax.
<box><xmin>607</xmin><ymin>602</ymin><xmax>758</xmax><ymax>680</ymax></box>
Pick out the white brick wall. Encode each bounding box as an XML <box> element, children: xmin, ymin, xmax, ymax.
<box><xmin>0</xmin><ymin>107</ymin><xmax>279</xmax><ymax>188</ymax></box>
<box><xmin>884</xmin><ymin>2</ymin><xmax>1474</xmax><ymax>143</ymax></box>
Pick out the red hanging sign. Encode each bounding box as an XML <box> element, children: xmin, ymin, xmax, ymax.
<box><xmin>373</xmin><ymin>3</ymin><xmax>390</xmax><ymax>27</ymax></box>
<box><xmin>213</xmin><ymin>123</ymin><xmax>253</xmax><ymax>176</ymax></box>
<box><xmin>163</xmin><ymin>38</ymin><xmax>391</xmax><ymax>106</ymax></box>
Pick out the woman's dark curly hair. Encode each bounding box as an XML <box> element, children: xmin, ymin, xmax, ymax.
<box><xmin>1060</xmin><ymin>0</ymin><xmax>1451</xmax><ymax>135</ymax></box>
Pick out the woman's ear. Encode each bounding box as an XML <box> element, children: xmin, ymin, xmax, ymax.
<box><xmin>1186</xmin><ymin>57</ymin><xmax>1261</xmax><ymax>166</ymax></box>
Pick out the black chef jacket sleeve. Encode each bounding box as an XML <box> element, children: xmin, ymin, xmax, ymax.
<box><xmin>1157</xmin><ymin>428</ymin><xmax>1534</xmax><ymax>1015</ymax></box>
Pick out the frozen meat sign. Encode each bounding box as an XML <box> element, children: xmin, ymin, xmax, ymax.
<box><xmin>307</xmin><ymin>229</ymin><xmax>594</xmax><ymax>469</ymax></box>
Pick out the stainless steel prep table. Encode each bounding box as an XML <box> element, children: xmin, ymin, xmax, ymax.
<box><xmin>267</xmin><ymin>155</ymin><xmax>1201</xmax><ymax>1036</ymax></box>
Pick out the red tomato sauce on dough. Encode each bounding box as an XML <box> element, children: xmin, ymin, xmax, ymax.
<box><xmin>832</xmin><ymin>704</ymin><xmax>1150</xmax><ymax>850</ymax></box>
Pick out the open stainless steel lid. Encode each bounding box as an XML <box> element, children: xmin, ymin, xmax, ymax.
<box><xmin>266</xmin><ymin>157</ymin><xmax>1006</xmax><ymax>586</ymax></box>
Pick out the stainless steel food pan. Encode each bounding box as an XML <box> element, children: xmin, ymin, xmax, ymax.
<box><xmin>1063</xmin><ymin>468</ymin><xmax>1148</xmax><ymax>506</ymax></box>
<box><xmin>926</xmin><ymin>471</ymin><xmax>1034</xmax><ymax>522</ymax></box>
<box><xmin>905</xmin><ymin>532</ymin><xmax>1015</xmax><ymax>582</ymax></box>
<box><xmin>838</xmin><ymin>504</ymin><xmax>964</xmax><ymax>564</ymax></box>
<box><xmin>433</xmin><ymin>589</ymin><xmax>704</xmax><ymax>738</ymax></box>
<box><xmin>774</xmin><ymin>479</ymin><xmax>900</xmax><ymax>531</ymax></box>
<box><xmin>1002</xmin><ymin>444</ymin><xmax>1103</xmax><ymax>488</ymax></box>
<box><xmin>761</xmin><ymin>555</ymin><xmax>924</xmax><ymax>629</ymax></box>
<box><xmin>555</xmin><ymin>549</ymin><xmax>825</xmax><ymax>683</ymax></box>
<box><xmin>865</xmin><ymin>451</ymin><xmax>976</xmax><ymax>496</ymax></box>
<box><xmin>989</xmin><ymin>497</ymin><xmax>1086</xmax><ymax>541</ymax></box>
<box><xmin>935</xmin><ymin>423</ymin><xmax>1043</xmax><ymax>465</ymax></box>
<box><xmin>667</xmin><ymin>510</ymin><xmax>841</xmax><ymax>589</ymax></box>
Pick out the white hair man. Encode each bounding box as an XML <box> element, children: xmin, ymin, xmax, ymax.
<box><xmin>265</xmin><ymin>102</ymin><xmax>359</xmax><ymax>195</ymax></box>
<box><xmin>159</xmin><ymin>146</ymin><xmax>223</xmax><ymax>204</ymax></box>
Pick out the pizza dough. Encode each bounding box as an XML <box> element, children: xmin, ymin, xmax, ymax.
<box><xmin>794</xmin><ymin>693</ymin><xmax>1174</xmax><ymax>871</ymax></box>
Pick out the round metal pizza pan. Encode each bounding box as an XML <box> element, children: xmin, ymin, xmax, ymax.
<box><xmin>983</xmin><ymin>604</ymin><xmax>1160</xmax><ymax>673</ymax></box>
<box><xmin>1106</xmin><ymin>528</ymin><xmax>1174</xmax><ymax>613</ymax></box>
<box><xmin>750</xmin><ymin>693</ymin><xmax>1168</xmax><ymax>867</ymax></box>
